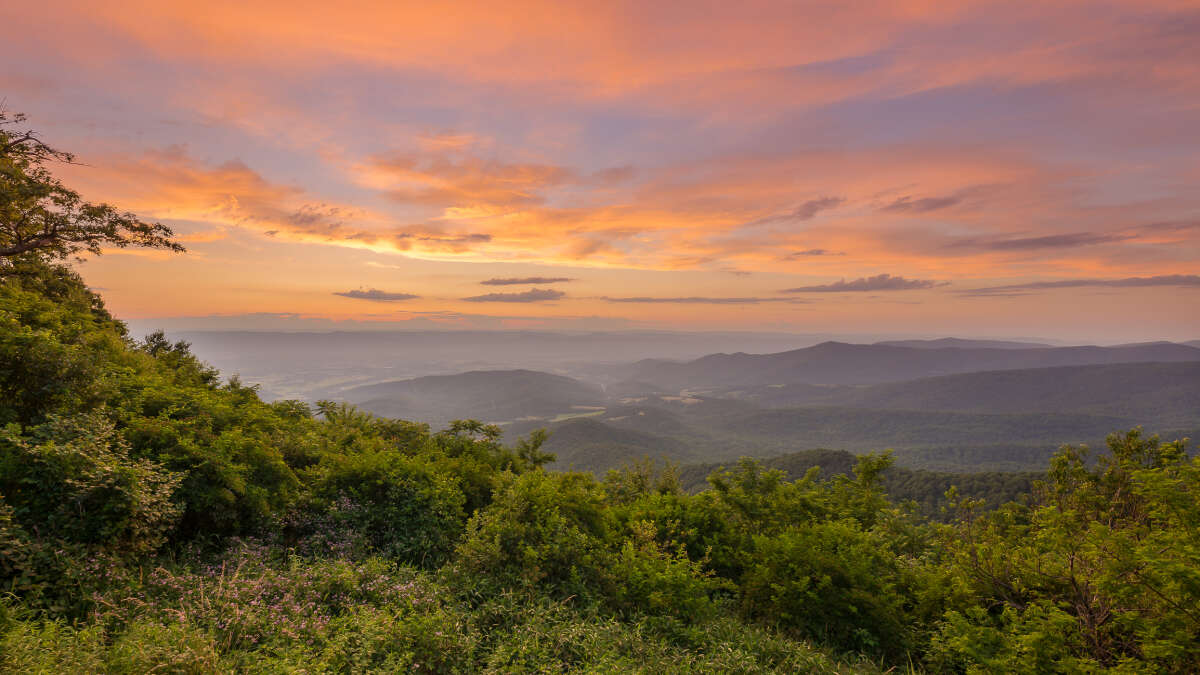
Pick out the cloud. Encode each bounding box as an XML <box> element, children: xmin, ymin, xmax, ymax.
<box><xmin>602</xmin><ymin>296</ymin><xmax>806</xmax><ymax>304</ymax></box>
<box><xmin>461</xmin><ymin>288</ymin><xmax>566</xmax><ymax>302</ymax></box>
<box><xmin>480</xmin><ymin>276</ymin><xmax>574</xmax><ymax>286</ymax></box>
<box><xmin>782</xmin><ymin>273</ymin><xmax>943</xmax><ymax>293</ymax></box>
<box><xmin>23</xmin><ymin>0</ymin><xmax>1200</xmax><ymax>290</ymax></box>
<box><xmin>784</xmin><ymin>248</ymin><xmax>843</xmax><ymax>258</ymax></box>
<box><xmin>782</xmin><ymin>197</ymin><xmax>845</xmax><ymax>221</ymax></box>
<box><xmin>333</xmin><ymin>288</ymin><xmax>421</xmax><ymax>302</ymax></box>
<box><xmin>416</xmin><ymin>132</ymin><xmax>482</xmax><ymax>151</ymax></box>
<box><xmin>745</xmin><ymin>197</ymin><xmax>844</xmax><ymax>227</ymax></box>
<box><xmin>949</xmin><ymin>232</ymin><xmax>1134</xmax><ymax>251</ymax></box>
<box><xmin>962</xmin><ymin>274</ymin><xmax>1200</xmax><ymax>296</ymax></box>
<box><xmin>395</xmin><ymin>231</ymin><xmax>493</xmax><ymax>253</ymax></box>
<box><xmin>363</xmin><ymin>153</ymin><xmax>576</xmax><ymax>210</ymax></box>
<box><xmin>881</xmin><ymin>196</ymin><xmax>961</xmax><ymax>214</ymax></box>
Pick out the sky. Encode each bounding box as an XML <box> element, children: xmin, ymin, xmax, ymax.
<box><xmin>2</xmin><ymin>0</ymin><xmax>1199</xmax><ymax>340</ymax></box>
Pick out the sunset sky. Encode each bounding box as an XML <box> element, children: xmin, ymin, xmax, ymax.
<box><xmin>3</xmin><ymin>0</ymin><xmax>1198</xmax><ymax>340</ymax></box>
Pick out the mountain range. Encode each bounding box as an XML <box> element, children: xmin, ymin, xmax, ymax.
<box><xmin>621</xmin><ymin>341</ymin><xmax>1200</xmax><ymax>389</ymax></box>
<box><xmin>333</xmin><ymin>339</ymin><xmax>1200</xmax><ymax>474</ymax></box>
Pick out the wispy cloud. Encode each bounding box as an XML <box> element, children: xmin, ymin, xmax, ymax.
<box><xmin>480</xmin><ymin>276</ymin><xmax>574</xmax><ymax>285</ymax></box>
<box><xmin>363</xmin><ymin>152</ymin><xmax>576</xmax><ymax>210</ymax></box>
<box><xmin>602</xmin><ymin>296</ymin><xmax>807</xmax><ymax>304</ymax></box>
<box><xmin>949</xmin><ymin>232</ymin><xmax>1133</xmax><ymax>251</ymax></box>
<box><xmin>782</xmin><ymin>274</ymin><xmax>943</xmax><ymax>293</ymax></box>
<box><xmin>462</xmin><ymin>288</ymin><xmax>566</xmax><ymax>302</ymax></box>
<box><xmin>784</xmin><ymin>248</ymin><xmax>843</xmax><ymax>258</ymax></box>
<box><xmin>881</xmin><ymin>196</ymin><xmax>959</xmax><ymax>214</ymax></box>
<box><xmin>962</xmin><ymin>275</ymin><xmax>1200</xmax><ymax>296</ymax></box>
<box><xmin>746</xmin><ymin>197</ymin><xmax>844</xmax><ymax>227</ymax></box>
<box><xmin>334</xmin><ymin>288</ymin><xmax>421</xmax><ymax>302</ymax></box>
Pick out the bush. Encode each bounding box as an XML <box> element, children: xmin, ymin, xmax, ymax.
<box><xmin>934</xmin><ymin>429</ymin><xmax>1200</xmax><ymax>672</ymax></box>
<box><xmin>310</xmin><ymin>451</ymin><xmax>467</xmax><ymax>567</ymax></box>
<box><xmin>450</xmin><ymin>471</ymin><xmax>614</xmax><ymax>603</ymax></box>
<box><xmin>0</xmin><ymin>414</ymin><xmax>181</xmax><ymax>555</ymax></box>
<box><xmin>740</xmin><ymin>520</ymin><xmax>913</xmax><ymax>658</ymax></box>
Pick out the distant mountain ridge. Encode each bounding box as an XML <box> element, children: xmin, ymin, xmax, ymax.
<box><xmin>724</xmin><ymin>361</ymin><xmax>1200</xmax><ymax>426</ymax></box>
<box><xmin>535</xmin><ymin>400</ymin><xmax>1155</xmax><ymax>474</ymax></box>
<box><xmin>874</xmin><ymin>337</ymin><xmax>1053</xmax><ymax>349</ymax></box>
<box><xmin>623</xmin><ymin>341</ymin><xmax>1200</xmax><ymax>388</ymax></box>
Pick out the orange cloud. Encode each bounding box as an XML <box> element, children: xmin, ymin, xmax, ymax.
<box><xmin>8</xmin><ymin>0</ymin><xmax>1197</xmax><ymax>338</ymax></box>
<box><xmin>57</xmin><ymin>135</ymin><xmax>1200</xmax><ymax>283</ymax></box>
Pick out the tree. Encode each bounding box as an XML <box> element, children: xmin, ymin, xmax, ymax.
<box><xmin>0</xmin><ymin>109</ymin><xmax>182</xmax><ymax>271</ymax></box>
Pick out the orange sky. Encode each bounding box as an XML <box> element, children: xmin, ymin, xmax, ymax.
<box><xmin>3</xmin><ymin>1</ymin><xmax>1198</xmax><ymax>340</ymax></box>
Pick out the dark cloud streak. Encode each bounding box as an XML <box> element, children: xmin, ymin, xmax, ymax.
<box><xmin>949</xmin><ymin>232</ymin><xmax>1133</xmax><ymax>251</ymax></box>
<box><xmin>480</xmin><ymin>276</ymin><xmax>574</xmax><ymax>286</ymax></box>
<box><xmin>745</xmin><ymin>197</ymin><xmax>844</xmax><ymax>228</ymax></box>
<box><xmin>602</xmin><ymin>296</ymin><xmax>807</xmax><ymax>304</ymax></box>
<box><xmin>462</xmin><ymin>288</ymin><xmax>566</xmax><ymax>302</ymax></box>
<box><xmin>881</xmin><ymin>196</ymin><xmax>960</xmax><ymax>213</ymax></box>
<box><xmin>334</xmin><ymin>288</ymin><xmax>421</xmax><ymax>302</ymax></box>
<box><xmin>782</xmin><ymin>273</ymin><xmax>942</xmax><ymax>293</ymax></box>
<box><xmin>962</xmin><ymin>274</ymin><xmax>1200</xmax><ymax>296</ymax></box>
<box><xmin>784</xmin><ymin>248</ymin><xmax>843</xmax><ymax>259</ymax></box>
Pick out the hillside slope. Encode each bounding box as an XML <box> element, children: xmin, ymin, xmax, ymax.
<box><xmin>343</xmin><ymin>369</ymin><xmax>604</xmax><ymax>426</ymax></box>
<box><xmin>516</xmin><ymin>396</ymin><xmax>1178</xmax><ymax>473</ymax></box>
<box><xmin>727</xmin><ymin>362</ymin><xmax>1200</xmax><ymax>425</ymax></box>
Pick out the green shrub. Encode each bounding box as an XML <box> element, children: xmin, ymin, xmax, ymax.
<box><xmin>608</xmin><ymin>520</ymin><xmax>727</xmax><ymax>623</ymax></box>
<box><xmin>740</xmin><ymin>520</ymin><xmax>913</xmax><ymax>658</ymax></box>
<box><xmin>450</xmin><ymin>471</ymin><xmax>614</xmax><ymax>602</ymax></box>
<box><xmin>311</xmin><ymin>451</ymin><xmax>467</xmax><ymax>567</ymax></box>
<box><xmin>0</xmin><ymin>414</ymin><xmax>181</xmax><ymax>555</ymax></box>
<box><xmin>934</xmin><ymin>429</ymin><xmax>1200</xmax><ymax>672</ymax></box>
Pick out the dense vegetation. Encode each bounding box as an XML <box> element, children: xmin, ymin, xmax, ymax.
<box><xmin>676</xmin><ymin>449</ymin><xmax>1039</xmax><ymax>520</ymax></box>
<box><xmin>3</xmin><ymin>263</ymin><xmax>1199</xmax><ymax>672</ymax></box>
<box><xmin>3</xmin><ymin>115</ymin><xmax>1199</xmax><ymax>672</ymax></box>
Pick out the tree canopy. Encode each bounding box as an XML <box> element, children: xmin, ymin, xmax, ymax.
<box><xmin>0</xmin><ymin>110</ymin><xmax>182</xmax><ymax>272</ymax></box>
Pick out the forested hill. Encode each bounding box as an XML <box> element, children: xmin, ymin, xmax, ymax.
<box><xmin>675</xmin><ymin>449</ymin><xmax>1039</xmax><ymax>519</ymax></box>
<box><xmin>342</xmin><ymin>369</ymin><xmax>604</xmax><ymax>427</ymax></box>
<box><xmin>624</xmin><ymin>340</ymin><xmax>1200</xmax><ymax>388</ymax></box>
<box><xmin>727</xmin><ymin>361</ymin><xmax>1200</xmax><ymax>425</ymax></box>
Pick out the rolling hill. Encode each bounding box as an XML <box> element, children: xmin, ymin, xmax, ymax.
<box><xmin>722</xmin><ymin>361</ymin><xmax>1200</xmax><ymax>425</ymax></box>
<box><xmin>519</xmin><ymin>394</ymin><xmax>1186</xmax><ymax>474</ymax></box>
<box><xmin>342</xmin><ymin>369</ymin><xmax>604</xmax><ymax>427</ymax></box>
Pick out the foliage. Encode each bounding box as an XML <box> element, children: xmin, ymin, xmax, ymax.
<box><xmin>0</xmin><ymin>110</ymin><xmax>182</xmax><ymax>270</ymax></box>
<box><xmin>931</xmin><ymin>429</ymin><xmax>1200</xmax><ymax>672</ymax></box>
<box><xmin>309</xmin><ymin>450</ymin><xmax>466</xmax><ymax>567</ymax></box>
<box><xmin>0</xmin><ymin>413</ymin><xmax>181</xmax><ymax>554</ymax></box>
<box><xmin>451</xmin><ymin>471</ymin><xmax>615</xmax><ymax>602</ymax></box>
